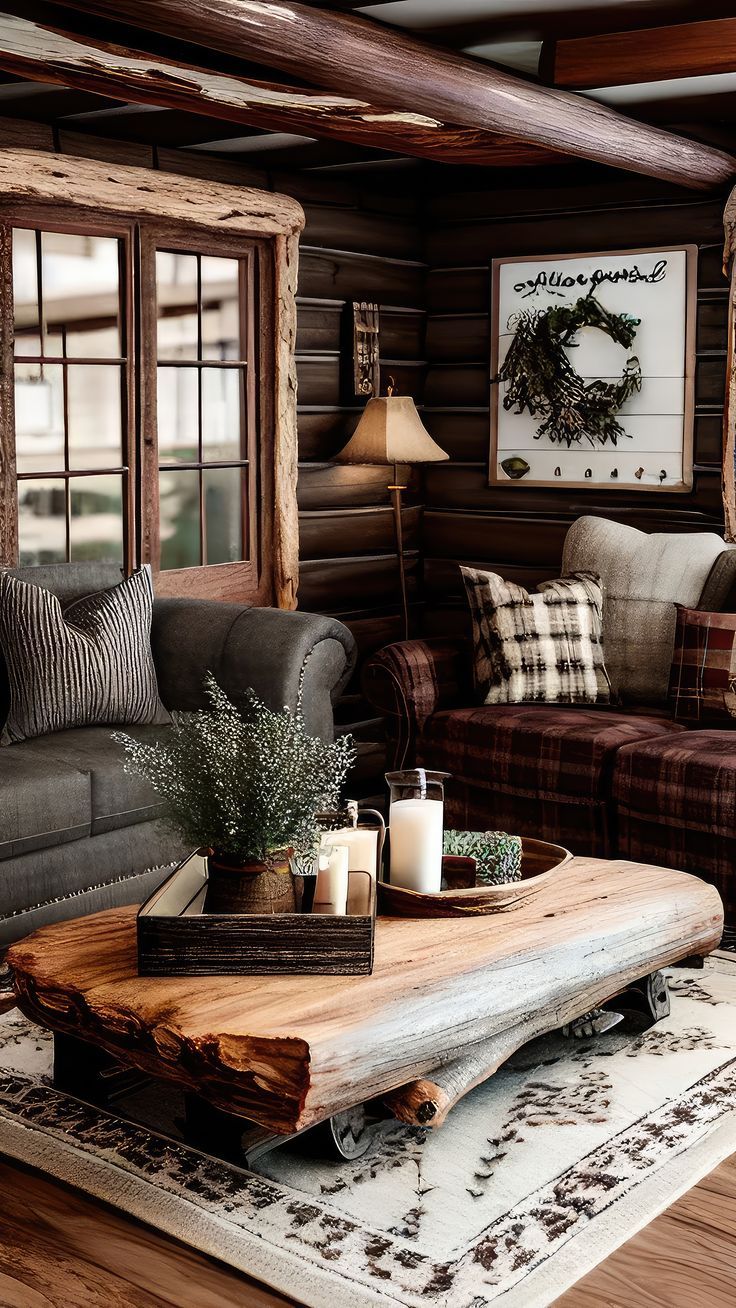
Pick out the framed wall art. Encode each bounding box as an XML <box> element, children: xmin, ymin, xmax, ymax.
<box><xmin>490</xmin><ymin>246</ymin><xmax>697</xmax><ymax>491</ymax></box>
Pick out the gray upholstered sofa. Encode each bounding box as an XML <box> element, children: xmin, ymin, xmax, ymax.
<box><xmin>0</xmin><ymin>563</ymin><xmax>356</xmax><ymax>945</ymax></box>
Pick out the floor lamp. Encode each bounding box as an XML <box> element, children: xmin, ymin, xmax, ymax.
<box><xmin>335</xmin><ymin>387</ymin><xmax>448</xmax><ymax>639</ymax></box>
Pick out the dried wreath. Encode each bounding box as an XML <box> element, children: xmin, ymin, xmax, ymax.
<box><xmin>496</xmin><ymin>293</ymin><xmax>642</xmax><ymax>448</ymax></box>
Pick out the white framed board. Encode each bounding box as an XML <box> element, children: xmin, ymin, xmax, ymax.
<box><xmin>490</xmin><ymin>245</ymin><xmax>697</xmax><ymax>491</ymax></box>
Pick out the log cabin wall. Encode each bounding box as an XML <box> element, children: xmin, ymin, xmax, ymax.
<box><xmin>420</xmin><ymin>168</ymin><xmax>728</xmax><ymax>639</ymax></box>
<box><xmin>292</xmin><ymin>172</ymin><xmax>425</xmax><ymax>795</ymax></box>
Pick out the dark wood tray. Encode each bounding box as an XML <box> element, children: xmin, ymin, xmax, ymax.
<box><xmin>137</xmin><ymin>851</ymin><xmax>375</xmax><ymax>976</ymax></box>
<box><xmin>377</xmin><ymin>837</ymin><xmax>572</xmax><ymax>917</ymax></box>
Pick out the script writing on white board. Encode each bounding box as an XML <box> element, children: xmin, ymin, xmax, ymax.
<box><xmin>490</xmin><ymin>246</ymin><xmax>696</xmax><ymax>492</ymax></box>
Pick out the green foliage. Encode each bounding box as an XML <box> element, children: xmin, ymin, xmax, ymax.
<box><xmin>496</xmin><ymin>293</ymin><xmax>642</xmax><ymax>449</ymax></box>
<box><xmin>114</xmin><ymin>675</ymin><xmax>355</xmax><ymax>862</ymax></box>
<box><xmin>443</xmin><ymin>829</ymin><xmax>523</xmax><ymax>885</ymax></box>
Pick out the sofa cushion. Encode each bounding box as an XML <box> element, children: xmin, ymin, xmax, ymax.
<box><xmin>20</xmin><ymin>725</ymin><xmax>168</xmax><ymax>836</ymax></box>
<box><xmin>0</xmin><ymin>818</ymin><xmax>189</xmax><ymax>944</ymax></box>
<box><xmin>613</xmin><ymin>731</ymin><xmax>736</xmax><ymax>924</ymax></box>
<box><xmin>0</xmin><ymin>566</ymin><xmax>170</xmax><ymax>744</ymax></box>
<box><xmin>419</xmin><ymin>704</ymin><xmax>682</xmax><ymax>856</ymax></box>
<box><xmin>669</xmin><ymin>607</ymin><xmax>736</xmax><ymax>725</ymax></box>
<box><xmin>562</xmin><ymin>516</ymin><xmax>736</xmax><ymax>705</ymax></box>
<box><xmin>0</xmin><ymin>748</ymin><xmax>91</xmax><ymax>860</ymax></box>
<box><xmin>460</xmin><ymin>568</ymin><xmax>611</xmax><ymax>705</ymax></box>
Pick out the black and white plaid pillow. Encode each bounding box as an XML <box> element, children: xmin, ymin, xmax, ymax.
<box><xmin>461</xmin><ymin>568</ymin><xmax>611</xmax><ymax>705</ymax></box>
<box><xmin>0</xmin><ymin>565</ymin><xmax>170</xmax><ymax>744</ymax></box>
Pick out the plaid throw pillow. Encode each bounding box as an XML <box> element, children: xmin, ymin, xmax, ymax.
<box><xmin>669</xmin><ymin>607</ymin><xmax>736</xmax><ymax>725</ymax></box>
<box><xmin>461</xmin><ymin>568</ymin><xmax>611</xmax><ymax>706</ymax></box>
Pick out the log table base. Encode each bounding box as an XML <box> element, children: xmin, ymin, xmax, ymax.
<box><xmin>9</xmin><ymin>858</ymin><xmax>723</xmax><ymax>1155</ymax></box>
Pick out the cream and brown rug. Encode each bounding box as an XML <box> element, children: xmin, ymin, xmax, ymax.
<box><xmin>0</xmin><ymin>955</ymin><xmax>735</xmax><ymax>1308</ymax></box>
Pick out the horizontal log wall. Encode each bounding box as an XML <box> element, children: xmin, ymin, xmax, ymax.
<box><xmin>295</xmin><ymin>181</ymin><xmax>425</xmax><ymax>796</ymax></box>
<box><xmin>422</xmin><ymin>176</ymin><xmax>728</xmax><ymax>638</ymax></box>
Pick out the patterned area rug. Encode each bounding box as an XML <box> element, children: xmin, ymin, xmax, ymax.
<box><xmin>1</xmin><ymin>956</ymin><xmax>736</xmax><ymax>1308</ymax></box>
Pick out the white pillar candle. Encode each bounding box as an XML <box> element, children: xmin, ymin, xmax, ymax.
<box><xmin>389</xmin><ymin>798</ymin><xmax>444</xmax><ymax>893</ymax></box>
<box><xmin>320</xmin><ymin>827</ymin><xmax>379</xmax><ymax>879</ymax></box>
<box><xmin>314</xmin><ymin>844</ymin><xmax>349</xmax><ymax>915</ymax></box>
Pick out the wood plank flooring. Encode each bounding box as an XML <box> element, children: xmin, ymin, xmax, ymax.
<box><xmin>0</xmin><ymin>1152</ymin><xmax>733</xmax><ymax>1306</ymax></box>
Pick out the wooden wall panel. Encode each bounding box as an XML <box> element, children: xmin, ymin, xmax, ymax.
<box><xmin>294</xmin><ymin>189</ymin><xmax>426</xmax><ymax>793</ymax></box>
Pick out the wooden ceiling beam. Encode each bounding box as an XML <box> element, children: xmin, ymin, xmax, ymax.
<box><xmin>49</xmin><ymin>0</ymin><xmax>736</xmax><ymax>189</ymax></box>
<box><xmin>0</xmin><ymin>12</ymin><xmax>558</xmax><ymax>168</ymax></box>
<box><xmin>415</xmin><ymin>3</ymin><xmax>736</xmax><ymax>50</ymax></box>
<box><xmin>545</xmin><ymin>17</ymin><xmax>736</xmax><ymax>90</ymax></box>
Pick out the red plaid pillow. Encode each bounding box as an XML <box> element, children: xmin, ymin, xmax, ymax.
<box><xmin>669</xmin><ymin>607</ymin><xmax>736</xmax><ymax>724</ymax></box>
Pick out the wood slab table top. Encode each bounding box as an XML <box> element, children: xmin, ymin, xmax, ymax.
<box><xmin>9</xmin><ymin>857</ymin><xmax>723</xmax><ymax>1134</ymax></box>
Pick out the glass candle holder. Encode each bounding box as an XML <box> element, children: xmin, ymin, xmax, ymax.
<box><xmin>313</xmin><ymin>843</ymin><xmax>349</xmax><ymax>915</ymax></box>
<box><xmin>385</xmin><ymin>768</ymin><xmax>450</xmax><ymax>894</ymax></box>
<box><xmin>317</xmin><ymin>799</ymin><xmax>386</xmax><ymax>881</ymax></box>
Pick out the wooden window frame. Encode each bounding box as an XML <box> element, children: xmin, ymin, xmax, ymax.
<box><xmin>0</xmin><ymin>148</ymin><xmax>304</xmax><ymax>607</ymax></box>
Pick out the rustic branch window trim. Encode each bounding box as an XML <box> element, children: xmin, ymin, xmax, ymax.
<box><xmin>0</xmin><ymin>147</ymin><xmax>304</xmax><ymax>608</ymax></box>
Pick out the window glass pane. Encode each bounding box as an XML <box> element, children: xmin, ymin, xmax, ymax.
<box><xmin>201</xmin><ymin>367</ymin><xmax>242</xmax><ymax>461</ymax></box>
<box><xmin>201</xmin><ymin>256</ymin><xmax>241</xmax><ymax>361</ymax></box>
<box><xmin>14</xmin><ymin>362</ymin><xmax>64</xmax><ymax>474</ymax></box>
<box><xmin>157</xmin><ymin>313</ymin><xmax>199</xmax><ymax>361</ymax></box>
<box><xmin>67</xmin><ymin>365</ymin><xmax>123</xmax><ymax>469</ymax></box>
<box><xmin>204</xmin><ymin>466</ymin><xmax>243</xmax><ymax>564</ymax></box>
<box><xmin>69</xmin><ymin>474</ymin><xmax>123</xmax><ymax>563</ymax></box>
<box><xmin>66</xmin><ymin>324</ymin><xmax>121</xmax><ymax>360</ymax></box>
<box><xmin>159</xmin><ymin>469</ymin><xmax>200</xmax><ymax>569</ymax></box>
<box><xmin>13</xmin><ymin>229</ymin><xmax>39</xmax><ymax>355</ymax></box>
<box><xmin>156</xmin><ymin>252</ymin><xmax>198</xmax><ymax>360</ymax></box>
<box><xmin>18</xmin><ymin>478</ymin><xmax>66</xmax><ymax>564</ymax></box>
<box><xmin>42</xmin><ymin>232</ymin><xmax>121</xmax><ymax>358</ymax></box>
<box><xmin>157</xmin><ymin>368</ymin><xmax>198</xmax><ymax>462</ymax></box>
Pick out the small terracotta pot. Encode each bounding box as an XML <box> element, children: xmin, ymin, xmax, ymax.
<box><xmin>205</xmin><ymin>851</ymin><xmax>296</xmax><ymax>916</ymax></box>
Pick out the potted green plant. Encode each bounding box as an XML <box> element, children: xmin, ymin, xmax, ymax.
<box><xmin>115</xmin><ymin>675</ymin><xmax>355</xmax><ymax>915</ymax></box>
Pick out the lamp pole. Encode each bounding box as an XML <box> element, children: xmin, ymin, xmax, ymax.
<box><xmin>388</xmin><ymin>460</ymin><xmax>409</xmax><ymax>640</ymax></box>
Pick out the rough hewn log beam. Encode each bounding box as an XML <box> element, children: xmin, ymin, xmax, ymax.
<box><xmin>0</xmin><ymin>13</ymin><xmax>558</xmax><ymax>169</ymax></box>
<box><xmin>56</xmin><ymin>0</ymin><xmax>736</xmax><ymax>188</ymax></box>
<box><xmin>545</xmin><ymin>17</ymin><xmax>736</xmax><ymax>90</ymax></box>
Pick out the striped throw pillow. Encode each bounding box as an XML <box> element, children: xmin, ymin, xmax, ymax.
<box><xmin>0</xmin><ymin>565</ymin><xmax>170</xmax><ymax>745</ymax></box>
<box><xmin>461</xmin><ymin>568</ymin><xmax>611</xmax><ymax>706</ymax></box>
<box><xmin>669</xmin><ymin>607</ymin><xmax>736</xmax><ymax>725</ymax></box>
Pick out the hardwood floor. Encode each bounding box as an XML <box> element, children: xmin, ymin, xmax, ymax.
<box><xmin>0</xmin><ymin>1153</ymin><xmax>733</xmax><ymax>1307</ymax></box>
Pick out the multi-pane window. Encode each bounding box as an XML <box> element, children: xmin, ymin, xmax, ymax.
<box><xmin>155</xmin><ymin>250</ymin><xmax>251</xmax><ymax>570</ymax></box>
<box><xmin>5</xmin><ymin>218</ymin><xmax>262</xmax><ymax>596</ymax></box>
<box><xmin>12</xmin><ymin>229</ymin><xmax>130</xmax><ymax>567</ymax></box>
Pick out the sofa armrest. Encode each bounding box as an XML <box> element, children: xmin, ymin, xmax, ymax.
<box><xmin>151</xmin><ymin>599</ymin><xmax>356</xmax><ymax>742</ymax></box>
<box><xmin>363</xmin><ymin>637</ymin><xmax>473</xmax><ymax>768</ymax></box>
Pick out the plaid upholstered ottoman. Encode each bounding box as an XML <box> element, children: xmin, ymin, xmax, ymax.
<box><xmin>614</xmin><ymin>731</ymin><xmax>736</xmax><ymax>925</ymax></box>
<box><xmin>418</xmin><ymin>705</ymin><xmax>682</xmax><ymax>857</ymax></box>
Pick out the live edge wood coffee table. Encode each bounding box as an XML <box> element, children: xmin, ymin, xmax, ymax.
<box><xmin>8</xmin><ymin>857</ymin><xmax>723</xmax><ymax>1163</ymax></box>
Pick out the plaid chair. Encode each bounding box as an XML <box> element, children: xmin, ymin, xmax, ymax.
<box><xmin>614</xmin><ymin>731</ymin><xmax>736</xmax><ymax>925</ymax></box>
<box><xmin>419</xmin><ymin>705</ymin><xmax>682</xmax><ymax>857</ymax></box>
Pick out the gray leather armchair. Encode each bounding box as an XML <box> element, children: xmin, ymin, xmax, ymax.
<box><xmin>0</xmin><ymin>564</ymin><xmax>356</xmax><ymax>944</ymax></box>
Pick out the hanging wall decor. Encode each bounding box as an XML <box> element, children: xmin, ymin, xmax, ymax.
<box><xmin>490</xmin><ymin>246</ymin><xmax>696</xmax><ymax>491</ymax></box>
<box><xmin>351</xmin><ymin>301</ymin><xmax>380</xmax><ymax>397</ymax></box>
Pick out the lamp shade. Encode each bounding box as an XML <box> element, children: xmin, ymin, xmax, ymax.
<box><xmin>335</xmin><ymin>395</ymin><xmax>448</xmax><ymax>466</ymax></box>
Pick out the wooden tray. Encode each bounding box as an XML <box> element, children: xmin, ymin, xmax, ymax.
<box><xmin>378</xmin><ymin>837</ymin><xmax>572</xmax><ymax>917</ymax></box>
<box><xmin>138</xmin><ymin>851</ymin><xmax>376</xmax><ymax>976</ymax></box>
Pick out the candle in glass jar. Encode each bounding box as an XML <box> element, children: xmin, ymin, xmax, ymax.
<box><xmin>320</xmin><ymin>827</ymin><xmax>378</xmax><ymax>878</ymax></box>
<box><xmin>389</xmin><ymin>798</ymin><xmax>443</xmax><ymax>893</ymax></box>
<box><xmin>314</xmin><ymin>843</ymin><xmax>349</xmax><ymax>914</ymax></box>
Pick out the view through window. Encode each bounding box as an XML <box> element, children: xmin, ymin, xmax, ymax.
<box><xmin>9</xmin><ymin>223</ymin><xmax>258</xmax><ymax>580</ymax></box>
